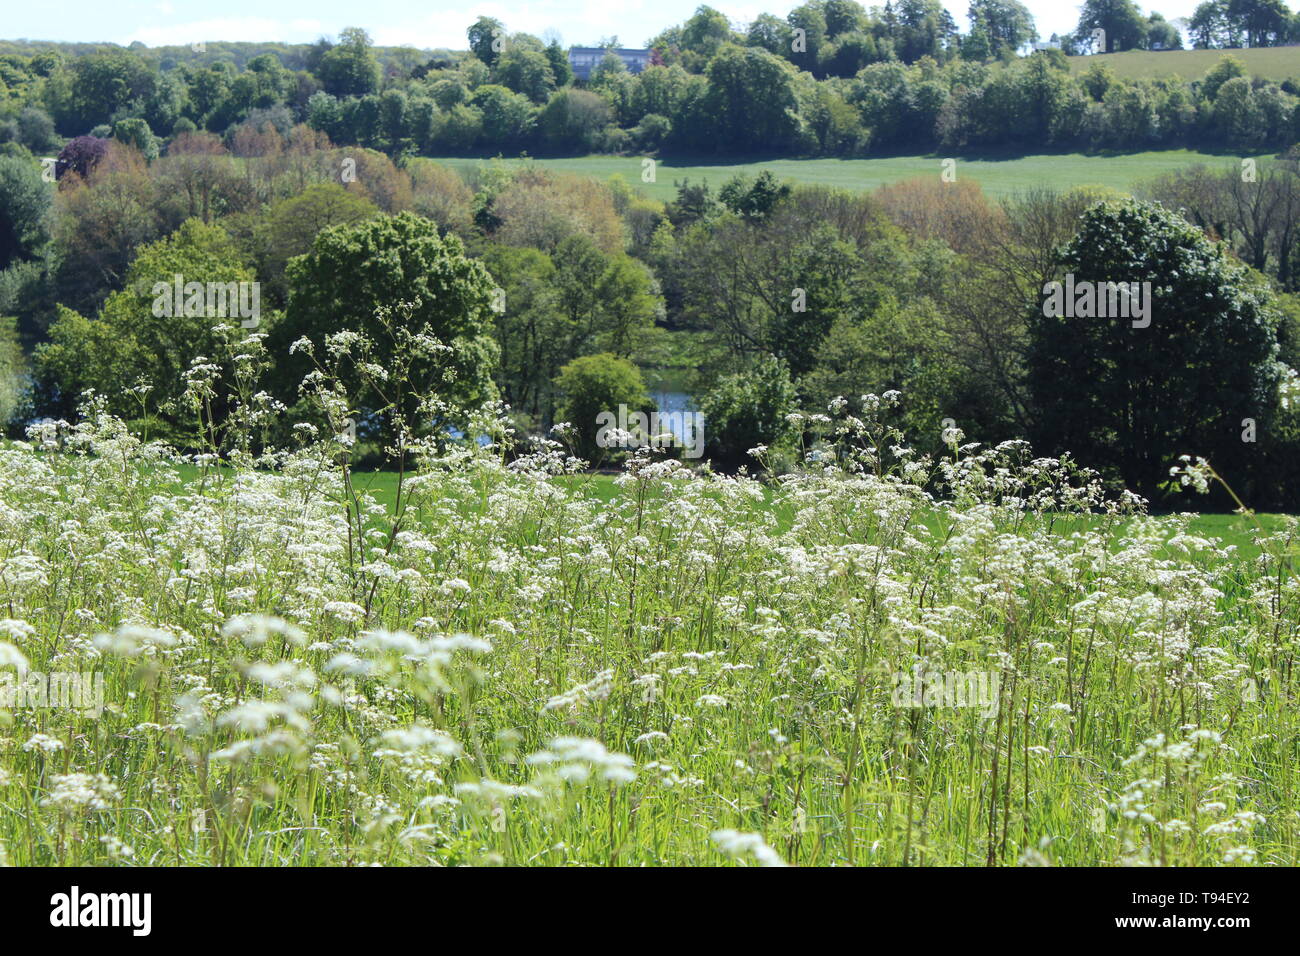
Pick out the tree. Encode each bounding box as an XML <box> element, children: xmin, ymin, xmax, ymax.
<box><xmin>538</xmin><ymin>89</ymin><xmax>612</xmax><ymax>153</ymax></box>
<box><xmin>111</xmin><ymin>117</ymin><xmax>159</xmax><ymax>160</ymax></box>
<box><xmin>747</xmin><ymin>13</ymin><xmax>795</xmax><ymax>54</ymax></box>
<box><xmin>17</xmin><ymin>107</ymin><xmax>58</xmax><ymax>153</ymax></box>
<box><xmin>53</xmin><ymin>52</ymin><xmax>155</xmax><ymax>133</ymax></box>
<box><xmin>407</xmin><ymin>159</ymin><xmax>474</xmax><ymax>234</ymax></box>
<box><xmin>1075</xmin><ymin>0</ymin><xmax>1147</xmax><ymax>52</ymax></box>
<box><xmin>470</xmin><ymin>84</ymin><xmax>535</xmax><ymax>146</ymax></box>
<box><xmin>480</xmin><ymin>243</ymin><xmax>564</xmax><ymax>422</ymax></box>
<box><xmin>1189</xmin><ymin>0</ymin><xmax>1239</xmax><ymax>47</ymax></box>
<box><xmin>51</xmin><ymin>142</ymin><xmax>163</xmax><ymax>314</ymax></box>
<box><xmin>316</xmin><ymin>27</ymin><xmax>380</xmax><ymax>97</ymax></box>
<box><xmin>34</xmin><ymin>219</ymin><xmax>255</xmax><ymax>433</ymax></box>
<box><xmin>494</xmin><ymin>46</ymin><xmax>556</xmax><ymax>104</ymax></box>
<box><xmin>0</xmin><ymin>156</ymin><xmax>52</xmax><ymax>270</ymax></box>
<box><xmin>718</xmin><ymin>170</ymin><xmax>793</xmax><ymax>221</ymax></box>
<box><xmin>274</xmin><ymin>212</ymin><xmax>499</xmax><ymax>429</ymax></box>
<box><xmin>1028</xmin><ymin>199</ymin><xmax>1284</xmax><ymax>502</ymax></box>
<box><xmin>698</xmin><ymin>355</ymin><xmax>799</xmax><ymax>470</ymax></box>
<box><xmin>704</xmin><ymin>45</ymin><xmax>800</xmax><ymax>153</ymax></box>
<box><xmin>968</xmin><ymin>0</ymin><xmax>1037</xmax><ymax>55</ymax></box>
<box><xmin>554</xmin><ymin>352</ymin><xmax>652</xmax><ymax>462</ymax></box>
<box><xmin>468</xmin><ymin>17</ymin><xmax>507</xmax><ymax>68</ymax></box>
<box><xmin>893</xmin><ymin>0</ymin><xmax>953</xmax><ymax>62</ymax></box>
<box><xmin>54</xmin><ymin>135</ymin><xmax>108</xmax><ymax>181</ymax></box>
<box><xmin>680</xmin><ymin>6</ymin><xmax>736</xmax><ymax>58</ymax></box>
<box><xmin>1145</xmin><ymin>13</ymin><xmax>1183</xmax><ymax>50</ymax></box>
<box><xmin>489</xmin><ymin>168</ymin><xmax>625</xmax><ymax>254</ymax></box>
<box><xmin>252</xmin><ymin>183</ymin><xmax>378</xmax><ymax>305</ymax></box>
<box><xmin>152</xmin><ymin>132</ymin><xmax>248</xmax><ymax>226</ymax></box>
<box><xmin>1227</xmin><ymin>0</ymin><xmax>1292</xmax><ymax>47</ymax></box>
<box><xmin>787</xmin><ymin>2</ymin><xmax>829</xmax><ymax>74</ymax></box>
<box><xmin>824</xmin><ymin>0</ymin><xmax>868</xmax><ymax>37</ymax></box>
<box><xmin>0</xmin><ymin>316</ymin><xmax>25</xmax><ymax>428</ymax></box>
<box><xmin>544</xmin><ymin>40</ymin><xmax>573</xmax><ymax>87</ymax></box>
<box><xmin>1202</xmin><ymin>53</ymin><xmax>1247</xmax><ymax>100</ymax></box>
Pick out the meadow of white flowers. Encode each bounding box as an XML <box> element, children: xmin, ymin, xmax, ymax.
<box><xmin>0</xmin><ymin>333</ymin><xmax>1296</xmax><ymax>866</ymax></box>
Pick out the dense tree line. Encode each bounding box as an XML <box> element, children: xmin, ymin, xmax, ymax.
<box><xmin>2</xmin><ymin>8</ymin><xmax>1300</xmax><ymax>507</ymax></box>
<box><xmin>1</xmin><ymin>5</ymin><xmax>1299</xmax><ymax>166</ymax></box>
<box><xmin>2</xmin><ymin>108</ymin><xmax>1300</xmax><ymax>507</ymax></box>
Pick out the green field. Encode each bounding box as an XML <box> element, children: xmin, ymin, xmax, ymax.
<box><xmin>1066</xmin><ymin>46</ymin><xmax>1300</xmax><ymax>82</ymax></box>
<box><xmin>5</xmin><ymin>425</ymin><xmax>1299</xmax><ymax>866</ymax></box>
<box><xmin>432</xmin><ymin>149</ymin><xmax>1276</xmax><ymax>201</ymax></box>
<box><xmin>344</xmin><ymin>468</ymin><xmax>1289</xmax><ymax>554</ymax></box>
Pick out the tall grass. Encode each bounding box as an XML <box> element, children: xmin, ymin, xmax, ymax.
<box><xmin>1</xmin><ymin>386</ymin><xmax>1296</xmax><ymax>866</ymax></box>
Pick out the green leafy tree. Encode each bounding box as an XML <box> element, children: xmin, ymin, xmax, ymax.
<box><xmin>0</xmin><ymin>155</ymin><xmax>51</xmax><ymax>270</ymax></box>
<box><xmin>680</xmin><ymin>5</ymin><xmax>736</xmax><ymax>58</ymax></box>
<box><xmin>52</xmin><ymin>52</ymin><xmax>155</xmax><ymax>133</ymax></box>
<box><xmin>316</xmin><ymin>27</ymin><xmax>380</xmax><ymax>97</ymax></box>
<box><xmin>1076</xmin><ymin>0</ymin><xmax>1147</xmax><ymax>52</ymax></box>
<box><xmin>1028</xmin><ymin>199</ymin><xmax>1284</xmax><ymax>502</ymax></box>
<box><xmin>545</xmin><ymin>40</ymin><xmax>574</xmax><ymax>87</ymax></box>
<box><xmin>480</xmin><ymin>243</ymin><xmax>564</xmax><ymax>423</ymax></box>
<box><xmin>747</xmin><ymin>14</ymin><xmax>795</xmax><ymax>54</ymax></box>
<box><xmin>824</xmin><ymin>0</ymin><xmax>868</xmax><ymax>37</ymax></box>
<box><xmin>718</xmin><ymin>170</ymin><xmax>793</xmax><ymax>221</ymax></box>
<box><xmin>1227</xmin><ymin>0</ymin><xmax>1292</xmax><ymax>47</ymax></box>
<box><xmin>34</xmin><ymin>219</ymin><xmax>255</xmax><ymax>433</ymax></box>
<box><xmin>111</xmin><ymin>117</ymin><xmax>158</xmax><ymax>160</ymax></box>
<box><xmin>538</xmin><ymin>89</ymin><xmax>612</xmax><ymax>153</ymax></box>
<box><xmin>554</xmin><ymin>352</ymin><xmax>652</xmax><ymax>462</ymax></box>
<box><xmin>494</xmin><ymin>46</ymin><xmax>556</xmax><ymax>104</ymax></box>
<box><xmin>698</xmin><ymin>355</ymin><xmax>799</xmax><ymax>470</ymax></box>
<box><xmin>471</xmin><ymin>84</ymin><xmax>535</xmax><ymax>146</ymax></box>
<box><xmin>787</xmin><ymin>2</ymin><xmax>829</xmax><ymax>73</ymax></box>
<box><xmin>1203</xmin><ymin>54</ymin><xmax>1247</xmax><ymax>100</ymax></box>
<box><xmin>274</xmin><ymin>212</ymin><xmax>499</xmax><ymax>430</ymax></box>
<box><xmin>1145</xmin><ymin>13</ymin><xmax>1183</xmax><ymax>49</ymax></box>
<box><xmin>968</xmin><ymin>0</ymin><xmax>1037</xmax><ymax>55</ymax></box>
<box><xmin>0</xmin><ymin>316</ymin><xmax>26</xmax><ymax>429</ymax></box>
<box><xmin>252</xmin><ymin>183</ymin><xmax>379</xmax><ymax>306</ymax></box>
<box><xmin>704</xmin><ymin>45</ymin><xmax>800</xmax><ymax>153</ymax></box>
<box><xmin>1189</xmin><ymin>0</ymin><xmax>1238</xmax><ymax>47</ymax></box>
<box><xmin>468</xmin><ymin>17</ymin><xmax>507</xmax><ymax>68</ymax></box>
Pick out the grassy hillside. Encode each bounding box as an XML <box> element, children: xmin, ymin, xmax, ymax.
<box><xmin>1066</xmin><ymin>46</ymin><xmax>1300</xmax><ymax>82</ymax></box>
<box><xmin>433</xmin><ymin>149</ymin><xmax>1277</xmax><ymax>201</ymax></box>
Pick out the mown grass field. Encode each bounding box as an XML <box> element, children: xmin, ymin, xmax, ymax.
<box><xmin>1066</xmin><ymin>46</ymin><xmax>1300</xmax><ymax>82</ymax></box>
<box><xmin>432</xmin><ymin>149</ymin><xmax>1277</xmax><ymax>201</ymax></box>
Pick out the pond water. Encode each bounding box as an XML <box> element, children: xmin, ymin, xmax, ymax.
<box><xmin>650</xmin><ymin>390</ymin><xmax>696</xmax><ymax>415</ymax></box>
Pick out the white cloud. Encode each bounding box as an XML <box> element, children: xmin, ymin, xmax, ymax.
<box><xmin>124</xmin><ymin>18</ymin><xmax>328</xmax><ymax>47</ymax></box>
<box><xmin>370</xmin><ymin>0</ymin><xmax>660</xmax><ymax>51</ymax></box>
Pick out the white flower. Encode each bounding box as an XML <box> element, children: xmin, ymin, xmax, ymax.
<box><xmin>222</xmin><ymin>614</ymin><xmax>306</xmax><ymax>647</ymax></box>
<box><xmin>0</xmin><ymin>641</ymin><xmax>29</xmax><ymax>675</ymax></box>
<box><xmin>711</xmin><ymin>829</ymin><xmax>787</xmax><ymax>867</ymax></box>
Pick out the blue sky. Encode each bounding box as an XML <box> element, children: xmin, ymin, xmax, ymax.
<box><xmin>0</xmin><ymin>0</ymin><xmax>1278</xmax><ymax>51</ymax></box>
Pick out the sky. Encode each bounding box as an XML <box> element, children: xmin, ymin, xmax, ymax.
<box><xmin>0</xmin><ymin>0</ymin><xmax>1285</xmax><ymax>52</ymax></box>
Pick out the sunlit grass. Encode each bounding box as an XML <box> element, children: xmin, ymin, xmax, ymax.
<box><xmin>2</xmin><ymin>421</ymin><xmax>1296</xmax><ymax>866</ymax></box>
<box><xmin>430</xmin><ymin>149</ymin><xmax>1278</xmax><ymax>202</ymax></box>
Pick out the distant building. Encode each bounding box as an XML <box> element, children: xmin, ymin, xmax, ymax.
<box><xmin>568</xmin><ymin>47</ymin><xmax>652</xmax><ymax>81</ymax></box>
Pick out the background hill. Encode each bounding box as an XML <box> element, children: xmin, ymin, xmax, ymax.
<box><xmin>1066</xmin><ymin>46</ymin><xmax>1300</xmax><ymax>82</ymax></box>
